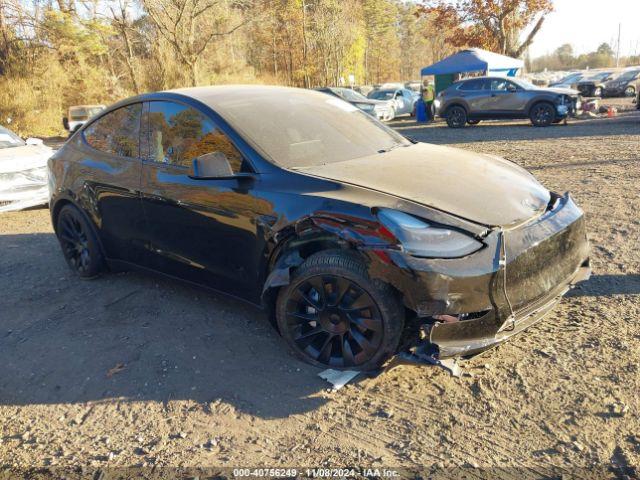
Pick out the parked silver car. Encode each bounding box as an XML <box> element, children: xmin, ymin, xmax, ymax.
<box><xmin>0</xmin><ymin>126</ymin><xmax>52</xmax><ymax>212</ymax></box>
<box><xmin>367</xmin><ymin>88</ymin><xmax>417</xmax><ymax>116</ymax></box>
<box><xmin>436</xmin><ymin>76</ymin><xmax>581</xmax><ymax>128</ymax></box>
<box><xmin>314</xmin><ymin>87</ymin><xmax>395</xmax><ymax>121</ymax></box>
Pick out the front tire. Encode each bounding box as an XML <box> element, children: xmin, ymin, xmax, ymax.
<box><xmin>56</xmin><ymin>204</ymin><xmax>105</xmax><ymax>278</ymax></box>
<box><xmin>530</xmin><ymin>102</ymin><xmax>555</xmax><ymax>127</ymax></box>
<box><xmin>594</xmin><ymin>87</ymin><xmax>603</xmax><ymax>97</ymax></box>
<box><xmin>276</xmin><ymin>251</ymin><xmax>404</xmax><ymax>370</ymax></box>
<box><xmin>446</xmin><ymin>106</ymin><xmax>467</xmax><ymax>128</ymax></box>
<box><xmin>625</xmin><ymin>86</ymin><xmax>636</xmax><ymax>97</ymax></box>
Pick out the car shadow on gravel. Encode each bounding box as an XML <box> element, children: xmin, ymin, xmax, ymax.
<box><xmin>391</xmin><ymin>111</ymin><xmax>640</xmax><ymax>145</ymax></box>
<box><xmin>0</xmin><ymin>233</ymin><xmax>329</xmax><ymax>418</ymax></box>
<box><xmin>567</xmin><ymin>274</ymin><xmax>640</xmax><ymax>297</ymax></box>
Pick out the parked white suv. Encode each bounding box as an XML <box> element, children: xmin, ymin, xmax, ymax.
<box><xmin>63</xmin><ymin>105</ymin><xmax>106</xmax><ymax>133</ymax></box>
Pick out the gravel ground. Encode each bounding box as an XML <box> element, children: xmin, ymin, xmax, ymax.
<box><xmin>0</xmin><ymin>98</ymin><xmax>639</xmax><ymax>479</ymax></box>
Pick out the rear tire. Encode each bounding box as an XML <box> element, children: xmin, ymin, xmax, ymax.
<box><xmin>276</xmin><ymin>250</ymin><xmax>404</xmax><ymax>370</ymax></box>
<box><xmin>55</xmin><ymin>204</ymin><xmax>105</xmax><ymax>278</ymax></box>
<box><xmin>467</xmin><ymin>119</ymin><xmax>481</xmax><ymax>125</ymax></box>
<box><xmin>625</xmin><ymin>86</ymin><xmax>636</xmax><ymax>97</ymax></box>
<box><xmin>529</xmin><ymin>102</ymin><xmax>555</xmax><ymax>127</ymax></box>
<box><xmin>446</xmin><ymin>106</ymin><xmax>467</xmax><ymax>128</ymax></box>
<box><xmin>594</xmin><ymin>87</ymin><xmax>602</xmax><ymax>97</ymax></box>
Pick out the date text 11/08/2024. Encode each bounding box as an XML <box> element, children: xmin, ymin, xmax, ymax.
<box><xmin>232</xmin><ymin>468</ymin><xmax>400</xmax><ymax>477</ymax></box>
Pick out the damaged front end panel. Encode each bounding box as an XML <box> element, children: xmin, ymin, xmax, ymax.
<box><xmin>364</xmin><ymin>193</ymin><xmax>590</xmax><ymax>360</ymax></box>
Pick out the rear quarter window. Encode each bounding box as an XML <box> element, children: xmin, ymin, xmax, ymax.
<box><xmin>458</xmin><ymin>79</ymin><xmax>486</xmax><ymax>91</ymax></box>
<box><xmin>83</xmin><ymin>103</ymin><xmax>142</xmax><ymax>158</ymax></box>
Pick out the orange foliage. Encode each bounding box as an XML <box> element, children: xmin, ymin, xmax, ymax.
<box><xmin>418</xmin><ymin>0</ymin><xmax>553</xmax><ymax>58</ymax></box>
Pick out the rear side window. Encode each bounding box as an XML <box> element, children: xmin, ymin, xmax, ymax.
<box><xmin>142</xmin><ymin>101</ymin><xmax>244</xmax><ymax>173</ymax></box>
<box><xmin>459</xmin><ymin>79</ymin><xmax>486</xmax><ymax>91</ymax></box>
<box><xmin>83</xmin><ymin>104</ymin><xmax>142</xmax><ymax>158</ymax></box>
<box><xmin>491</xmin><ymin>78</ymin><xmax>518</xmax><ymax>92</ymax></box>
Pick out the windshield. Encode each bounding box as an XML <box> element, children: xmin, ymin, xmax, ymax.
<box><xmin>616</xmin><ymin>70</ymin><xmax>639</xmax><ymax>82</ymax></box>
<box><xmin>213</xmin><ymin>89</ymin><xmax>409</xmax><ymax>168</ymax></box>
<box><xmin>512</xmin><ymin>78</ymin><xmax>538</xmax><ymax>90</ymax></box>
<box><xmin>368</xmin><ymin>90</ymin><xmax>395</xmax><ymax>100</ymax></box>
<box><xmin>587</xmin><ymin>72</ymin><xmax>611</xmax><ymax>81</ymax></box>
<box><xmin>557</xmin><ymin>73</ymin><xmax>581</xmax><ymax>83</ymax></box>
<box><xmin>336</xmin><ymin>88</ymin><xmax>368</xmax><ymax>102</ymax></box>
<box><xmin>0</xmin><ymin>126</ymin><xmax>25</xmax><ymax>149</ymax></box>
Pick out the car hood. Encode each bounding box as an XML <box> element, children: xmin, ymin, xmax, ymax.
<box><xmin>0</xmin><ymin>144</ymin><xmax>53</xmax><ymax>174</ymax></box>
<box><xmin>541</xmin><ymin>87</ymin><xmax>580</xmax><ymax>96</ymax></box>
<box><xmin>295</xmin><ymin>143</ymin><xmax>550</xmax><ymax>227</ymax></box>
<box><xmin>355</xmin><ymin>98</ymin><xmax>392</xmax><ymax>107</ymax></box>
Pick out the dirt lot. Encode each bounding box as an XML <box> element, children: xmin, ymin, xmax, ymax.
<box><xmin>1</xmin><ymin>99</ymin><xmax>639</xmax><ymax>478</ymax></box>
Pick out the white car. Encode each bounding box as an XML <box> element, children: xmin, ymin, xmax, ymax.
<box><xmin>0</xmin><ymin>126</ymin><xmax>52</xmax><ymax>212</ymax></box>
<box><xmin>367</xmin><ymin>88</ymin><xmax>418</xmax><ymax>116</ymax></box>
<box><xmin>63</xmin><ymin>104</ymin><xmax>106</xmax><ymax>133</ymax></box>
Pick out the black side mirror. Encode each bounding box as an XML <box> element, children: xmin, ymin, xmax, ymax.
<box><xmin>62</xmin><ymin>117</ymin><xmax>69</xmax><ymax>130</ymax></box>
<box><xmin>190</xmin><ymin>152</ymin><xmax>235</xmax><ymax>179</ymax></box>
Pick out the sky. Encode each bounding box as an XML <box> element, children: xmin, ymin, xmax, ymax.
<box><xmin>526</xmin><ymin>0</ymin><xmax>640</xmax><ymax>58</ymax></box>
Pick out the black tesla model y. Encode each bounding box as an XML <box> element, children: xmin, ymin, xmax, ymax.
<box><xmin>48</xmin><ymin>86</ymin><xmax>590</xmax><ymax>370</ymax></box>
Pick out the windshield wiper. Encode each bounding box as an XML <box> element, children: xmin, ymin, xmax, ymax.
<box><xmin>378</xmin><ymin>142</ymin><xmax>409</xmax><ymax>154</ymax></box>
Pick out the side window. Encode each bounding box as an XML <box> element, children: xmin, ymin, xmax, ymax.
<box><xmin>142</xmin><ymin>101</ymin><xmax>244</xmax><ymax>173</ymax></box>
<box><xmin>459</xmin><ymin>79</ymin><xmax>486</xmax><ymax>91</ymax></box>
<box><xmin>83</xmin><ymin>103</ymin><xmax>142</xmax><ymax>157</ymax></box>
<box><xmin>490</xmin><ymin>79</ymin><xmax>514</xmax><ymax>91</ymax></box>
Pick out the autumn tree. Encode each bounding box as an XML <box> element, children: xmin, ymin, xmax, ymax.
<box><xmin>142</xmin><ymin>0</ymin><xmax>250</xmax><ymax>86</ymax></box>
<box><xmin>362</xmin><ymin>0</ymin><xmax>401</xmax><ymax>84</ymax></box>
<box><xmin>419</xmin><ymin>0</ymin><xmax>553</xmax><ymax>58</ymax></box>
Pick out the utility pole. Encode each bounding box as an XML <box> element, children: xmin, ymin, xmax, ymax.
<box><xmin>615</xmin><ymin>23</ymin><xmax>621</xmax><ymax>67</ymax></box>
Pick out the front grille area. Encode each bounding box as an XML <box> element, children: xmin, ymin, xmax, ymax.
<box><xmin>577</xmin><ymin>84</ymin><xmax>593</xmax><ymax>96</ymax></box>
<box><xmin>503</xmin><ymin>197</ymin><xmax>589</xmax><ymax>313</ymax></box>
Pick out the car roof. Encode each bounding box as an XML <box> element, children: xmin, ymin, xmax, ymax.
<box><xmin>458</xmin><ymin>76</ymin><xmax>514</xmax><ymax>81</ymax></box>
<box><xmin>69</xmin><ymin>104</ymin><xmax>105</xmax><ymax>109</ymax></box>
<box><xmin>166</xmin><ymin>85</ymin><xmax>323</xmax><ymax>108</ymax></box>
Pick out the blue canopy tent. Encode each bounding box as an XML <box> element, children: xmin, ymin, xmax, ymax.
<box><xmin>421</xmin><ymin>48</ymin><xmax>524</xmax><ymax>94</ymax></box>
<box><xmin>421</xmin><ymin>48</ymin><xmax>523</xmax><ymax>76</ymax></box>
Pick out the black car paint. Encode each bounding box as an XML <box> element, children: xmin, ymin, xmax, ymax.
<box><xmin>49</xmin><ymin>89</ymin><xmax>591</xmax><ymax>360</ymax></box>
<box><xmin>576</xmin><ymin>72</ymin><xmax>613</xmax><ymax>97</ymax></box>
<box><xmin>602</xmin><ymin>71</ymin><xmax>640</xmax><ymax>97</ymax></box>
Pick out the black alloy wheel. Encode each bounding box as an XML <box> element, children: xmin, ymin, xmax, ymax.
<box><xmin>530</xmin><ymin>102</ymin><xmax>555</xmax><ymax>127</ymax></box>
<box><xmin>56</xmin><ymin>204</ymin><xmax>104</xmax><ymax>278</ymax></box>
<box><xmin>276</xmin><ymin>251</ymin><xmax>403</xmax><ymax>370</ymax></box>
<box><xmin>625</xmin><ymin>86</ymin><xmax>636</xmax><ymax>97</ymax></box>
<box><xmin>446</xmin><ymin>106</ymin><xmax>467</xmax><ymax>128</ymax></box>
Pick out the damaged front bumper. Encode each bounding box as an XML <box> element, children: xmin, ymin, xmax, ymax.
<box><xmin>366</xmin><ymin>193</ymin><xmax>590</xmax><ymax>359</ymax></box>
<box><xmin>0</xmin><ymin>170</ymin><xmax>49</xmax><ymax>213</ymax></box>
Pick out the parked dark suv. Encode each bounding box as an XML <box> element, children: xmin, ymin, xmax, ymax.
<box><xmin>436</xmin><ymin>76</ymin><xmax>581</xmax><ymax>128</ymax></box>
<box><xmin>602</xmin><ymin>69</ymin><xmax>640</xmax><ymax>98</ymax></box>
<box><xmin>576</xmin><ymin>71</ymin><xmax>615</xmax><ymax>97</ymax></box>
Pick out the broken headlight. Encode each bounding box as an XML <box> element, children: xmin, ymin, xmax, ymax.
<box><xmin>376</xmin><ymin>208</ymin><xmax>483</xmax><ymax>258</ymax></box>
